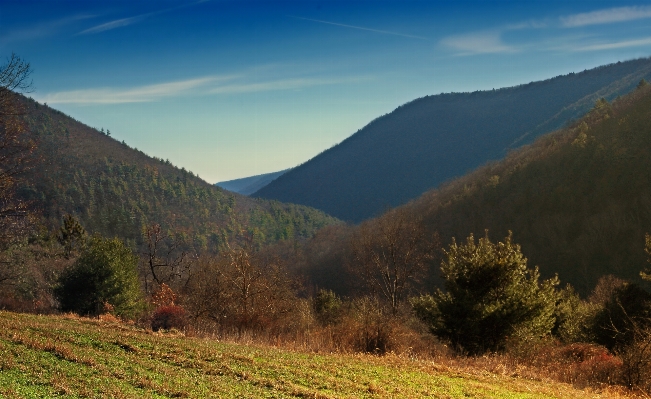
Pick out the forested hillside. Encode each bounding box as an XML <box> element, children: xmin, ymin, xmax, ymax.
<box><xmin>256</xmin><ymin>57</ymin><xmax>651</xmax><ymax>222</ymax></box>
<box><xmin>285</xmin><ymin>83</ymin><xmax>651</xmax><ymax>297</ymax></box>
<box><xmin>16</xmin><ymin>97</ymin><xmax>338</xmax><ymax>249</ymax></box>
<box><xmin>397</xmin><ymin>83</ymin><xmax>651</xmax><ymax>295</ymax></box>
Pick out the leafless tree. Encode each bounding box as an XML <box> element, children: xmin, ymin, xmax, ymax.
<box><xmin>183</xmin><ymin>237</ymin><xmax>299</xmax><ymax>336</ymax></box>
<box><xmin>141</xmin><ymin>223</ymin><xmax>191</xmax><ymax>293</ymax></box>
<box><xmin>0</xmin><ymin>54</ymin><xmax>36</xmax><ymax>284</ymax></box>
<box><xmin>349</xmin><ymin>209</ymin><xmax>438</xmax><ymax>315</ymax></box>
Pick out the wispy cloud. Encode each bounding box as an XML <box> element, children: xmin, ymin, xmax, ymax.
<box><xmin>36</xmin><ymin>73</ymin><xmax>366</xmax><ymax>105</ymax></box>
<box><xmin>504</xmin><ymin>20</ymin><xmax>548</xmax><ymax>30</ymax></box>
<box><xmin>561</xmin><ymin>6</ymin><xmax>651</xmax><ymax>27</ymax></box>
<box><xmin>440</xmin><ymin>31</ymin><xmax>515</xmax><ymax>55</ymax></box>
<box><xmin>78</xmin><ymin>16</ymin><xmax>145</xmax><ymax>35</ymax></box>
<box><xmin>574</xmin><ymin>37</ymin><xmax>651</xmax><ymax>52</ymax></box>
<box><xmin>0</xmin><ymin>14</ymin><xmax>94</xmax><ymax>46</ymax></box>
<box><xmin>78</xmin><ymin>1</ymin><xmax>207</xmax><ymax>35</ymax></box>
<box><xmin>289</xmin><ymin>16</ymin><xmax>429</xmax><ymax>40</ymax></box>
<box><xmin>209</xmin><ymin>76</ymin><xmax>368</xmax><ymax>95</ymax></box>
<box><xmin>36</xmin><ymin>76</ymin><xmax>223</xmax><ymax>104</ymax></box>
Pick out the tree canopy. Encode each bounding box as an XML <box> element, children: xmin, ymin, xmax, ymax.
<box><xmin>412</xmin><ymin>232</ymin><xmax>558</xmax><ymax>354</ymax></box>
<box><xmin>55</xmin><ymin>236</ymin><xmax>144</xmax><ymax>318</ymax></box>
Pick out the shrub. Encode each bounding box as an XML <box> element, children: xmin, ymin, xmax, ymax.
<box><xmin>560</xmin><ymin>343</ymin><xmax>622</xmax><ymax>386</ymax></box>
<box><xmin>55</xmin><ymin>236</ymin><xmax>144</xmax><ymax>319</ymax></box>
<box><xmin>313</xmin><ymin>289</ymin><xmax>342</xmax><ymax>326</ymax></box>
<box><xmin>553</xmin><ymin>285</ymin><xmax>599</xmax><ymax>343</ymax></box>
<box><xmin>152</xmin><ymin>305</ymin><xmax>188</xmax><ymax>332</ymax></box>
<box><xmin>412</xmin><ymin>232</ymin><xmax>559</xmax><ymax>355</ymax></box>
<box><xmin>591</xmin><ymin>282</ymin><xmax>651</xmax><ymax>351</ymax></box>
<box><xmin>616</xmin><ymin>329</ymin><xmax>651</xmax><ymax>391</ymax></box>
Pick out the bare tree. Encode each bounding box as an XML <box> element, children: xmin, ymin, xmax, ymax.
<box><xmin>141</xmin><ymin>223</ymin><xmax>191</xmax><ymax>293</ymax></box>
<box><xmin>349</xmin><ymin>209</ymin><xmax>438</xmax><ymax>315</ymax></box>
<box><xmin>184</xmin><ymin>237</ymin><xmax>299</xmax><ymax>336</ymax></box>
<box><xmin>219</xmin><ymin>241</ymin><xmax>266</xmax><ymax>332</ymax></box>
<box><xmin>0</xmin><ymin>54</ymin><xmax>35</xmax><ymax>284</ymax></box>
<box><xmin>0</xmin><ymin>53</ymin><xmax>34</xmax><ymax>198</ymax></box>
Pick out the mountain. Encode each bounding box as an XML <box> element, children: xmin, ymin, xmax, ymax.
<box><xmin>16</xmin><ymin>97</ymin><xmax>339</xmax><ymax>249</ymax></box>
<box><xmin>384</xmin><ymin>84</ymin><xmax>651</xmax><ymax>295</ymax></box>
<box><xmin>255</xmin><ymin>57</ymin><xmax>651</xmax><ymax>222</ymax></box>
<box><xmin>216</xmin><ymin>169</ymin><xmax>289</xmax><ymax>195</ymax></box>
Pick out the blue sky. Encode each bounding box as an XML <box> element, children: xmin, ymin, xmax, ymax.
<box><xmin>2</xmin><ymin>1</ymin><xmax>651</xmax><ymax>183</ymax></box>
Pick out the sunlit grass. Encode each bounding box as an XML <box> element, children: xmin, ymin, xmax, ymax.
<box><xmin>0</xmin><ymin>311</ymin><xmax>629</xmax><ymax>398</ymax></box>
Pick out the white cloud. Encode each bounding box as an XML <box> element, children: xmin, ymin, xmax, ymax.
<box><xmin>208</xmin><ymin>77</ymin><xmax>365</xmax><ymax>94</ymax></box>
<box><xmin>289</xmin><ymin>16</ymin><xmax>429</xmax><ymax>40</ymax></box>
<box><xmin>78</xmin><ymin>1</ymin><xmax>207</xmax><ymax>35</ymax></box>
<box><xmin>36</xmin><ymin>77</ymin><xmax>221</xmax><ymax>104</ymax></box>
<box><xmin>440</xmin><ymin>31</ymin><xmax>515</xmax><ymax>55</ymax></box>
<box><xmin>561</xmin><ymin>6</ymin><xmax>651</xmax><ymax>27</ymax></box>
<box><xmin>36</xmin><ymin>74</ymin><xmax>365</xmax><ymax>105</ymax></box>
<box><xmin>0</xmin><ymin>14</ymin><xmax>94</xmax><ymax>46</ymax></box>
<box><xmin>78</xmin><ymin>16</ymin><xmax>143</xmax><ymax>35</ymax></box>
<box><xmin>575</xmin><ymin>37</ymin><xmax>651</xmax><ymax>51</ymax></box>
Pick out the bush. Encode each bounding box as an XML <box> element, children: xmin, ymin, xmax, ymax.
<box><xmin>591</xmin><ymin>282</ymin><xmax>651</xmax><ymax>351</ymax></box>
<box><xmin>616</xmin><ymin>329</ymin><xmax>651</xmax><ymax>391</ymax></box>
<box><xmin>152</xmin><ymin>305</ymin><xmax>188</xmax><ymax>332</ymax></box>
<box><xmin>55</xmin><ymin>236</ymin><xmax>144</xmax><ymax>319</ymax></box>
<box><xmin>412</xmin><ymin>232</ymin><xmax>558</xmax><ymax>355</ymax></box>
<box><xmin>559</xmin><ymin>343</ymin><xmax>622</xmax><ymax>387</ymax></box>
<box><xmin>313</xmin><ymin>289</ymin><xmax>342</xmax><ymax>326</ymax></box>
<box><xmin>553</xmin><ymin>285</ymin><xmax>599</xmax><ymax>343</ymax></box>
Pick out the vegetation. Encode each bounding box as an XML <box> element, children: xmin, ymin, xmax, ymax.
<box><xmin>0</xmin><ymin>54</ymin><xmax>36</xmax><ymax>285</ymax></box>
<box><xmin>412</xmin><ymin>232</ymin><xmax>558</xmax><ymax>355</ymax></box>
<box><xmin>5</xmin><ymin>53</ymin><xmax>651</xmax><ymax>396</ymax></box>
<box><xmin>55</xmin><ymin>236</ymin><xmax>144</xmax><ymax>318</ymax></box>
<box><xmin>0</xmin><ymin>311</ymin><xmax>625</xmax><ymax>399</ymax></box>
<box><xmin>394</xmin><ymin>83</ymin><xmax>651</xmax><ymax>295</ymax></box>
<box><xmin>256</xmin><ymin>57</ymin><xmax>651</xmax><ymax>222</ymax></box>
<box><xmin>14</xmin><ymin>94</ymin><xmax>339</xmax><ymax>250</ymax></box>
<box><xmin>348</xmin><ymin>210</ymin><xmax>437</xmax><ymax>314</ymax></box>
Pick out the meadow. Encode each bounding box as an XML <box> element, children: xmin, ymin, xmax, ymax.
<box><xmin>0</xmin><ymin>311</ymin><xmax>632</xmax><ymax>399</ymax></box>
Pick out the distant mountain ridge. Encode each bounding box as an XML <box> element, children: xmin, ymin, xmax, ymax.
<box><xmin>216</xmin><ymin>169</ymin><xmax>289</xmax><ymax>195</ymax></box>
<box><xmin>255</xmin><ymin>57</ymin><xmax>651</xmax><ymax>222</ymax></box>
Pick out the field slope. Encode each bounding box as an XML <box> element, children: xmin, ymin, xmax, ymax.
<box><xmin>0</xmin><ymin>311</ymin><xmax>613</xmax><ymax>399</ymax></box>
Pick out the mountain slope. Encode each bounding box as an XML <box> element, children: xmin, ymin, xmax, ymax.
<box><xmin>399</xmin><ymin>84</ymin><xmax>651</xmax><ymax>295</ymax></box>
<box><xmin>16</xmin><ymin>97</ymin><xmax>339</xmax><ymax>248</ymax></box>
<box><xmin>216</xmin><ymin>169</ymin><xmax>289</xmax><ymax>195</ymax></box>
<box><xmin>295</xmin><ymin>84</ymin><xmax>651</xmax><ymax>298</ymax></box>
<box><xmin>255</xmin><ymin>57</ymin><xmax>651</xmax><ymax>222</ymax></box>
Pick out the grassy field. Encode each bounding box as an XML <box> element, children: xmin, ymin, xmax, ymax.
<box><xmin>0</xmin><ymin>311</ymin><xmax>628</xmax><ymax>398</ymax></box>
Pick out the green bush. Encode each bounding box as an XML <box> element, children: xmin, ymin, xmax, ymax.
<box><xmin>313</xmin><ymin>289</ymin><xmax>342</xmax><ymax>326</ymax></box>
<box><xmin>55</xmin><ymin>236</ymin><xmax>144</xmax><ymax>319</ymax></box>
<box><xmin>553</xmin><ymin>284</ymin><xmax>599</xmax><ymax>343</ymax></box>
<box><xmin>412</xmin><ymin>232</ymin><xmax>558</xmax><ymax>355</ymax></box>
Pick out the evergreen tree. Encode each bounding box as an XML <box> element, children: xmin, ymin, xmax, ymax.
<box><xmin>55</xmin><ymin>236</ymin><xmax>144</xmax><ymax>318</ymax></box>
<box><xmin>57</xmin><ymin>214</ymin><xmax>86</xmax><ymax>258</ymax></box>
<box><xmin>412</xmin><ymin>232</ymin><xmax>558</xmax><ymax>354</ymax></box>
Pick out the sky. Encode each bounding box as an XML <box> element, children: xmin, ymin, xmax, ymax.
<box><xmin>2</xmin><ymin>1</ymin><xmax>651</xmax><ymax>183</ymax></box>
